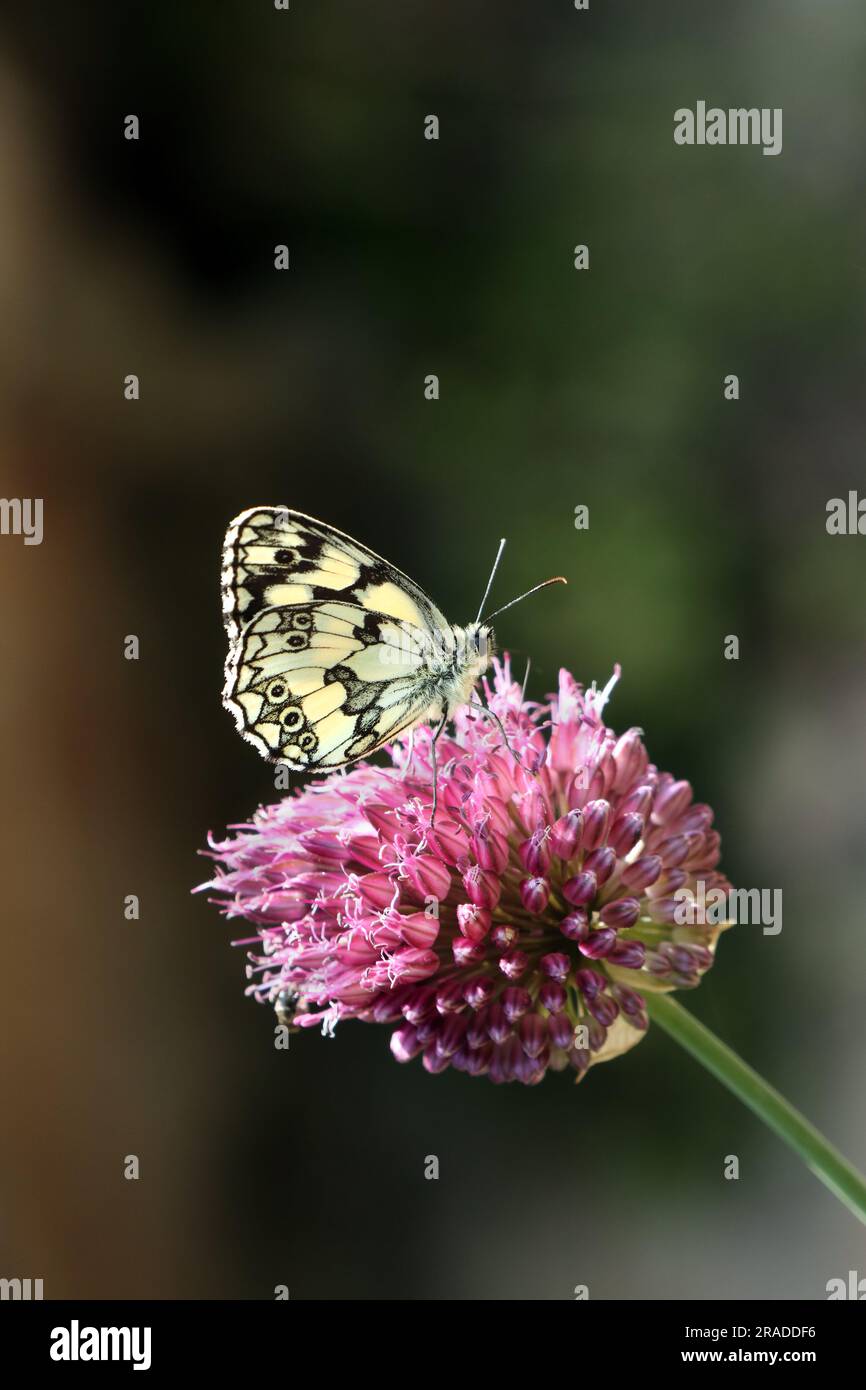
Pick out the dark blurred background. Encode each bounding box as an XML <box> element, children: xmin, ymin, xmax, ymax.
<box><xmin>1</xmin><ymin>1</ymin><xmax>865</xmax><ymax>1299</ymax></box>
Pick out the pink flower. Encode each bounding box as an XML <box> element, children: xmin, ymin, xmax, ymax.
<box><xmin>198</xmin><ymin>660</ymin><xmax>733</xmax><ymax>1085</ymax></box>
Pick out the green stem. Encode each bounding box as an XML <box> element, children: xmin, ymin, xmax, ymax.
<box><xmin>645</xmin><ymin>992</ymin><xmax>866</xmax><ymax>1227</ymax></box>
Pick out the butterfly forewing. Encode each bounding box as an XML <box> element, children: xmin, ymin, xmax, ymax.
<box><xmin>222</xmin><ymin>506</ymin><xmax>446</xmax><ymax>643</ymax></box>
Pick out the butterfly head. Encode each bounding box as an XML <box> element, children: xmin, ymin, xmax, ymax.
<box><xmin>452</xmin><ymin>620</ymin><xmax>494</xmax><ymax>669</ymax></box>
<box><xmin>468</xmin><ymin>620</ymin><xmax>493</xmax><ymax>659</ymax></box>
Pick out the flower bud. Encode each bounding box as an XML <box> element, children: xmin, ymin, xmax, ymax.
<box><xmin>424</xmin><ymin>817</ymin><xmax>465</xmax><ymax>864</ymax></box>
<box><xmin>462</xmin><ymin>865</ymin><xmax>502</xmax><ymax>910</ymax></box>
<box><xmin>486</xmin><ymin>1002</ymin><xmax>511</xmax><ymax>1044</ymax></box>
<box><xmin>611</xmin><ymin>984</ymin><xmax>646</xmax><ymax>1016</ymax></box>
<box><xmin>575</xmin><ymin>968</ymin><xmax>604</xmax><ymax>999</ymax></box>
<box><xmin>403</xmin><ymin>854</ymin><xmax>452</xmax><ymax>900</ymax></box>
<box><xmin>422</xmin><ymin>1041</ymin><xmax>451</xmax><ymax>1074</ymax></box>
<box><xmin>499</xmin><ymin>948</ymin><xmax>529</xmax><ymax>980</ymax></box>
<box><xmin>656</xmin><ymin>835</ymin><xmax>692</xmax><ymax>869</ymax></box>
<box><xmin>356</xmin><ymin>872</ymin><xmax>395</xmax><ymax>910</ymax></box>
<box><xmin>579</xmin><ymin>927</ymin><xmax>617</xmax><ymax>959</ymax></box>
<box><xmin>520</xmin><ymin>876</ymin><xmax>550</xmax><ymax>915</ymax></box>
<box><xmin>653</xmin><ymin>778</ymin><xmax>692</xmax><ymax>824</ymax></box>
<box><xmin>608</xmin><ymin>812</ymin><xmax>644</xmax><ymax>857</ymax></box>
<box><xmin>599</xmin><ymin>897</ymin><xmax>641</xmax><ymax>929</ymax></box>
<box><xmin>539</xmin><ymin>981</ymin><xmax>567</xmax><ymax>1013</ymax></box>
<box><xmin>391</xmin><ymin>947</ymin><xmax>439</xmax><ymax>981</ymax></box>
<box><xmin>490</xmin><ymin>1035</ymin><xmax>523</xmax><ymax>1085</ymax></box>
<box><xmin>390</xmin><ymin>1025</ymin><xmax>423</xmax><ymax>1062</ymax></box>
<box><xmin>519</xmin><ymin>1013</ymin><xmax>548</xmax><ymax>1058</ymax></box>
<box><xmin>540</xmin><ymin>952</ymin><xmax>570</xmax><ymax>980</ymax></box>
<box><xmin>402</xmin><ymin>986</ymin><xmax>437</xmax><ymax>1024</ymax></box>
<box><xmin>612</xmin><ymin>728</ymin><xmax>648</xmax><ymax>791</ymax></box>
<box><xmin>397</xmin><ymin>912</ymin><xmax>440</xmax><ymax>949</ymax></box>
<box><xmin>436</xmin><ymin>1014</ymin><xmax>468</xmax><ymax>1057</ymax></box>
<box><xmin>464</xmin><ymin>1043</ymin><xmax>493</xmax><ymax>1075</ymax></box>
<box><xmin>519</xmin><ymin>831</ymin><xmax>551</xmax><ymax>875</ymax></box>
<box><xmin>359</xmin><ymin>804</ymin><xmax>398</xmax><ymax>840</ymax></box>
<box><xmin>622</xmin><ymin>854</ymin><xmax>662</xmax><ymax>891</ymax></box>
<box><xmin>435</xmin><ymin>978</ymin><xmax>467</xmax><ymax>1014</ymax></box>
<box><xmin>372</xmin><ymin>985</ymin><xmax>415</xmax><ymax>1022</ymax></box>
<box><xmin>560</xmin><ymin>909</ymin><xmax>590</xmax><ymax>941</ymax></box>
<box><xmin>582</xmin><ymin>799</ymin><xmax>611</xmax><ymax>850</ymax></box>
<box><xmin>457</xmin><ymin>903</ymin><xmax>491</xmax><ymax>943</ymax></box>
<box><xmin>472</xmin><ymin>825</ymin><xmax>509</xmax><ymax>874</ymax></box>
<box><xmin>464</xmin><ymin>976</ymin><xmax>496</xmax><ymax>1010</ymax></box>
<box><xmin>583</xmin><ymin>846</ymin><xmax>617</xmax><ymax>885</ymax></box>
<box><xmin>466</xmin><ymin>1006</ymin><xmax>491</xmax><ymax>1047</ymax></box>
<box><xmin>452</xmin><ymin>935</ymin><xmax>485</xmax><ymax>967</ymax></box>
<box><xmin>587</xmin><ymin>992</ymin><xmax>619</xmax><ymax>1027</ymax></box>
<box><xmin>619</xmin><ymin>784</ymin><xmax>655</xmax><ymax>818</ymax></box>
<box><xmin>502</xmin><ymin>987</ymin><xmax>532</xmax><ymax>1022</ymax></box>
<box><xmin>606</xmin><ymin>940</ymin><xmax>646</xmax><ymax>969</ymax></box>
<box><xmin>563</xmin><ymin>870</ymin><xmax>598</xmax><ymax>907</ymax></box>
<box><xmin>650</xmin><ymin>867</ymin><xmax>687</xmax><ymax>896</ymax></box>
<box><xmin>548</xmin><ymin>1013</ymin><xmax>576</xmax><ymax>1049</ymax></box>
<box><xmin>550</xmin><ymin>809</ymin><xmax>583</xmax><ymax>859</ymax></box>
<box><xmin>665</xmin><ymin>944</ymin><xmax>710</xmax><ymax>974</ymax></box>
<box><xmin>647</xmin><ymin>897</ymin><xmax>680</xmax><ymax>925</ymax></box>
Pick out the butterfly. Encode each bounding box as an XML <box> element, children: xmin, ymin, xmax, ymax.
<box><xmin>221</xmin><ymin>506</ymin><xmax>564</xmax><ymax>800</ymax></box>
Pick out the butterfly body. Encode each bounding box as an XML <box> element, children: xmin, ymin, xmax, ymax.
<box><xmin>221</xmin><ymin>506</ymin><xmax>496</xmax><ymax>772</ymax></box>
<box><xmin>425</xmin><ymin>621</ymin><xmax>492</xmax><ymax>719</ymax></box>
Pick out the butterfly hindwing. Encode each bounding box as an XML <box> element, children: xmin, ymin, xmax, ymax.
<box><xmin>223</xmin><ymin>599</ymin><xmax>438</xmax><ymax>769</ymax></box>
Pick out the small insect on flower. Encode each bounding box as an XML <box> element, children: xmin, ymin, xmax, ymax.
<box><xmin>221</xmin><ymin>507</ymin><xmax>564</xmax><ymax>813</ymax></box>
<box><xmin>199</xmin><ymin>661</ymin><xmax>734</xmax><ymax>1085</ymax></box>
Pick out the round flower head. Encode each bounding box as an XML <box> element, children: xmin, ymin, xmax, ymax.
<box><xmin>200</xmin><ymin>660</ymin><xmax>733</xmax><ymax>1085</ymax></box>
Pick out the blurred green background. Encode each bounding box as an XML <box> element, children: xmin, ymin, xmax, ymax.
<box><xmin>1</xmin><ymin>1</ymin><xmax>865</xmax><ymax>1298</ymax></box>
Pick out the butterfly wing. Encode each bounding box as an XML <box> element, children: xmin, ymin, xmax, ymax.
<box><xmin>222</xmin><ymin>506</ymin><xmax>447</xmax><ymax>646</ymax></box>
<box><xmin>224</xmin><ymin>599</ymin><xmax>438</xmax><ymax>768</ymax></box>
<box><xmin>222</xmin><ymin>508</ymin><xmax>451</xmax><ymax>768</ymax></box>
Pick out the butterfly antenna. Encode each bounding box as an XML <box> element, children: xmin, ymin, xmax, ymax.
<box><xmin>482</xmin><ymin>575</ymin><xmax>567</xmax><ymax>624</ymax></box>
<box><xmin>475</xmin><ymin>537</ymin><xmax>507</xmax><ymax>625</ymax></box>
<box><xmin>521</xmin><ymin>657</ymin><xmax>531</xmax><ymax>700</ymax></box>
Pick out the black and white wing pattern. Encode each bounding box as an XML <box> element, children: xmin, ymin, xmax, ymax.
<box><xmin>221</xmin><ymin>507</ymin><xmax>451</xmax><ymax>769</ymax></box>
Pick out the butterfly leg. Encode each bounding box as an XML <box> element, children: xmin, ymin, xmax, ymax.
<box><xmin>470</xmin><ymin>698</ymin><xmax>531</xmax><ymax>772</ymax></box>
<box><xmin>428</xmin><ymin>712</ymin><xmax>448</xmax><ymax>827</ymax></box>
<box><xmin>402</xmin><ymin>725</ymin><xmax>416</xmax><ymax>779</ymax></box>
